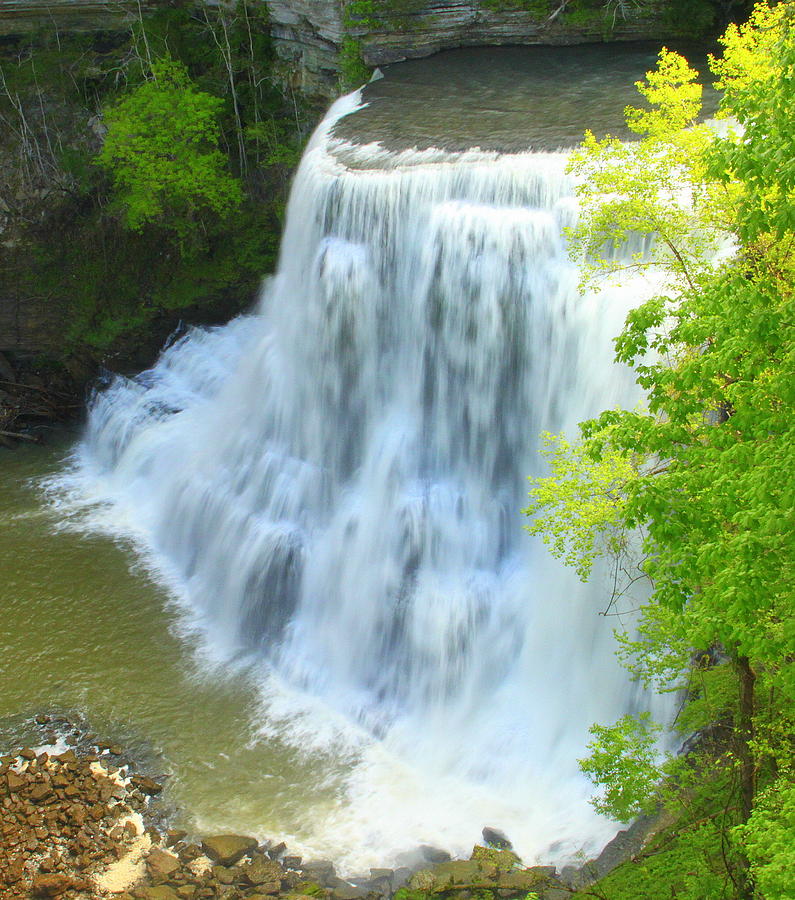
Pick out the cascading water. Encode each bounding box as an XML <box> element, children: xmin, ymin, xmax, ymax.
<box><xmin>61</xmin><ymin>90</ymin><xmax>663</xmax><ymax>868</ymax></box>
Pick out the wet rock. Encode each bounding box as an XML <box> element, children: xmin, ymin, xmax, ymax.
<box><xmin>482</xmin><ymin>827</ymin><xmax>513</xmax><ymax>850</ymax></box>
<box><xmin>166</xmin><ymin>829</ymin><xmax>188</xmax><ymax>847</ymax></box>
<box><xmin>497</xmin><ymin>868</ymin><xmax>553</xmax><ymax>892</ymax></box>
<box><xmin>132</xmin><ymin>775</ymin><xmax>164</xmax><ymax>795</ymax></box>
<box><xmin>242</xmin><ymin>857</ymin><xmax>285</xmax><ymax>886</ymax></box>
<box><xmin>202</xmin><ymin>834</ymin><xmax>259</xmax><ymax>866</ymax></box>
<box><xmin>268</xmin><ymin>841</ymin><xmax>288</xmax><ymax>859</ymax></box>
<box><xmin>178</xmin><ymin>843</ymin><xmax>204</xmax><ymax>862</ymax></box>
<box><xmin>470</xmin><ymin>846</ymin><xmax>521</xmax><ymax>870</ymax></box>
<box><xmin>31</xmin><ymin>873</ymin><xmax>74</xmax><ymax>897</ymax></box>
<box><xmin>408</xmin><ymin>870</ymin><xmax>437</xmax><ymax>893</ymax></box>
<box><xmin>392</xmin><ymin>867</ymin><xmax>412</xmax><ymax>890</ymax></box>
<box><xmin>28</xmin><ymin>782</ymin><xmax>52</xmax><ymax>803</ymax></box>
<box><xmin>148</xmin><ymin>847</ymin><xmax>182</xmax><ymax>882</ymax></box>
<box><xmin>140</xmin><ymin>887</ymin><xmax>181</xmax><ymax>900</ymax></box>
<box><xmin>7</xmin><ymin>771</ymin><xmax>27</xmax><ymax>792</ymax></box>
<box><xmin>332</xmin><ymin>883</ymin><xmax>370</xmax><ymax>900</ymax></box>
<box><xmin>283</xmin><ymin>854</ymin><xmax>302</xmax><ymax>868</ymax></box>
<box><xmin>420</xmin><ymin>845</ymin><xmax>452</xmax><ymax>864</ymax></box>
<box><xmin>212</xmin><ymin>865</ymin><xmax>237</xmax><ymax>884</ymax></box>
<box><xmin>300</xmin><ymin>859</ymin><xmax>336</xmax><ymax>882</ymax></box>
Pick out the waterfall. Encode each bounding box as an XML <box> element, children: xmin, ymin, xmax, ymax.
<box><xmin>65</xmin><ymin>92</ymin><xmax>659</xmax><ymax>868</ymax></box>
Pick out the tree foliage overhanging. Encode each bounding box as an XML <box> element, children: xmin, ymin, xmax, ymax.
<box><xmin>525</xmin><ymin>3</ymin><xmax>794</xmax><ymax>898</ymax></box>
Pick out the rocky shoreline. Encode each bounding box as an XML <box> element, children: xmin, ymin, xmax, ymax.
<box><xmin>2</xmin><ymin>715</ymin><xmax>663</xmax><ymax>900</ymax></box>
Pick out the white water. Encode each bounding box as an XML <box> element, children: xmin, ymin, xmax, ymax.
<box><xmin>60</xmin><ymin>92</ymin><xmax>661</xmax><ymax>869</ymax></box>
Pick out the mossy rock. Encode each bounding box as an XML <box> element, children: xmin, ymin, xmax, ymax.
<box><xmin>292</xmin><ymin>883</ymin><xmax>326</xmax><ymax>897</ymax></box>
<box><xmin>469</xmin><ymin>847</ymin><xmax>522</xmax><ymax>872</ymax></box>
<box><xmin>408</xmin><ymin>859</ymin><xmax>498</xmax><ymax>893</ymax></box>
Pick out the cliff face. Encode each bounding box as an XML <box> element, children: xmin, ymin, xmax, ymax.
<box><xmin>0</xmin><ymin>0</ymin><xmax>146</xmax><ymax>34</ymax></box>
<box><xmin>265</xmin><ymin>0</ymin><xmax>676</xmax><ymax>96</ymax></box>
<box><xmin>0</xmin><ymin>1</ymin><xmax>685</xmax><ymax>96</ymax></box>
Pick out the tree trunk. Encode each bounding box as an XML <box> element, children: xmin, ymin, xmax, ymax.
<box><xmin>735</xmin><ymin>654</ymin><xmax>756</xmax><ymax>900</ymax></box>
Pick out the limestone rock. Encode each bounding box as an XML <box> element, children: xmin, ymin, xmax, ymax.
<box><xmin>265</xmin><ymin>0</ymin><xmax>673</xmax><ymax>98</ymax></box>
<box><xmin>147</xmin><ymin>847</ymin><xmax>181</xmax><ymax>882</ymax></box>
<box><xmin>30</xmin><ymin>873</ymin><xmax>74</xmax><ymax>897</ymax></box>
<box><xmin>140</xmin><ymin>887</ymin><xmax>181</xmax><ymax>900</ymax></box>
<box><xmin>201</xmin><ymin>834</ymin><xmax>259</xmax><ymax>866</ymax></box>
<box><xmin>241</xmin><ymin>857</ymin><xmax>285</xmax><ymax>886</ymax></box>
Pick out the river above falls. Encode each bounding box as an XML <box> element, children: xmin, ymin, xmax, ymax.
<box><xmin>333</xmin><ymin>42</ymin><xmax>718</xmax><ymax>154</ymax></box>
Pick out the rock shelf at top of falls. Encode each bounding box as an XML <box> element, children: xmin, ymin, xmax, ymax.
<box><xmin>331</xmin><ymin>42</ymin><xmax>718</xmax><ymax>156</ymax></box>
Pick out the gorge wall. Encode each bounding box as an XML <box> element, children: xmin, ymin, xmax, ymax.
<box><xmin>1</xmin><ymin>1</ymin><xmax>709</xmax><ymax>96</ymax></box>
<box><xmin>266</xmin><ymin>0</ymin><xmax>690</xmax><ymax>96</ymax></box>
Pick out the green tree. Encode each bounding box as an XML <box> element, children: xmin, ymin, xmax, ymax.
<box><xmin>525</xmin><ymin>3</ymin><xmax>795</xmax><ymax>897</ymax></box>
<box><xmin>96</xmin><ymin>57</ymin><xmax>242</xmax><ymax>235</ymax></box>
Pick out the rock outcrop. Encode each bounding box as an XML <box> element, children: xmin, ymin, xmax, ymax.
<box><xmin>0</xmin><ymin>0</ymin><xmax>150</xmax><ymax>34</ymax></box>
<box><xmin>0</xmin><ymin>1</ymin><xmax>687</xmax><ymax>97</ymax></box>
<box><xmin>266</xmin><ymin>0</ymin><xmax>677</xmax><ymax>96</ymax></box>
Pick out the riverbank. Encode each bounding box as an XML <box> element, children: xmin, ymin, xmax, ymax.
<box><xmin>2</xmin><ymin>715</ymin><xmax>587</xmax><ymax>900</ymax></box>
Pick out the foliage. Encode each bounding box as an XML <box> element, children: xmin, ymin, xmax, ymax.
<box><xmin>526</xmin><ymin>3</ymin><xmax>795</xmax><ymax>897</ymax></box>
<box><xmin>738</xmin><ymin>780</ymin><xmax>795</xmax><ymax>900</ymax></box>
<box><xmin>97</xmin><ymin>57</ymin><xmax>242</xmax><ymax>233</ymax></box>
<box><xmin>523</xmin><ymin>432</ymin><xmax>637</xmax><ymax>580</ymax></box>
<box><xmin>0</xmin><ymin>1</ymin><xmax>306</xmax><ymax>359</ymax></box>
<box><xmin>579</xmin><ymin>713</ymin><xmax>664</xmax><ymax>820</ymax></box>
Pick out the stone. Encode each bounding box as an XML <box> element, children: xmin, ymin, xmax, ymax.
<box><xmin>132</xmin><ymin>775</ymin><xmax>164</xmax><ymax>795</ymax></box>
<box><xmin>30</xmin><ymin>782</ymin><xmax>53</xmax><ymax>802</ymax></box>
<box><xmin>201</xmin><ymin>834</ymin><xmax>259</xmax><ymax>866</ymax></box>
<box><xmin>242</xmin><ymin>857</ymin><xmax>284</xmax><ymax>886</ymax></box>
<box><xmin>332</xmin><ymin>883</ymin><xmax>369</xmax><ymax>900</ymax></box>
<box><xmin>166</xmin><ymin>829</ymin><xmax>188</xmax><ymax>847</ymax></box>
<box><xmin>20</xmin><ymin>747</ymin><xmax>37</xmax><ymax>760</ymax></box>
<box><xmin>7</xmin><ymin>770</ymin><xmax>27</xmax><ymax>792</ymax></box>
<box><xmin>178</xmin><ymin>843</ymin><xmax>203</xmax><ymax>862</ymax></box>
<box><xmin>497</xmin><ymin>869</ymin><xmax>550</xmax><ymax>892</ymax></box>
<box><xmin>420</xmin><ymin>845</ymin><xmax>452</xmax><ymax>864</ymax></box>
<box><xmin>267</xmin><ymin>0</ymin><xmax>668</xmax><ymax>100</ymax></box>
<box><xmin>147</xmin><ymin>847</ymin><xmax>182</xmax><ymax>882</ymax></box>
<box><xmin>470</xmin><ymin>846</ymin><xmax>521</xmax><ymax>871</ymax></box>
<box><xmin>283</xmin><ymin>854</ymin><xmax>302</xmax><ymax>868</ymax></box>
<box><xmin>31</xmin><ymin>873</ymin><xmax>74</xmax><ymax>897</ymax></box>
<box><xmin>212</xmin><ymin>865</ymin><xmax>236</xmax><ymax>885</ymax></box>
<box><xmin>268</xmin><ymin>840</ymin><xmax>287</xmax><ymax>859</ymax></box>
<box><xmin>141</xmin><ymin>888</ymin><xmax>181</xmax><ymax>900</ymax></box>
<box><xmin>300</xmin><ymin>859</ymin><xmax>336</xmax><ymax>883</ymax></box>
<box><xmin>482</xmin><ymin>827</ymin><xmax>513</xmax><ymax>850</ymax></box>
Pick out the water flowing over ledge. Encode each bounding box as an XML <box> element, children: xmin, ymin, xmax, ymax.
<box><xmin>53</xmin><ymin>89</ymin><xmax>665</xmax><ymax>871</ymax></box>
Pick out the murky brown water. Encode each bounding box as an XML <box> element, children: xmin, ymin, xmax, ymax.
<box><xmin>334</xmin><ymin>42</ymin><xmax>718</xmax><ymax>153</ymax></box>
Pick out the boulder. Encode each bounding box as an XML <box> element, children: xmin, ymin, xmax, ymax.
<box><xmin>7</xmin><ymin>770</ymin><xmax>27</xmax><ymax>792</ymax></box>
<box><xmin>166</xmin><ymin>829</ymin><xmax>188</xmax><ymax>847</ymax></box>
<box><xmin>131</xmin><ymin>775</ymin><xmax>163</xmax><ymax>795</ymax></box>
<box><xmin>470</xmin><ymin>846</ymin><xmax>521</xmax><ymax>871</ymax></box>
<box><xmin>420</xmin><ymin>845</ymin><xmax>452</xmax><ymax>864</ymax></box>
<box><xmin>201</xmin><ymin>834</ymin><xmax>259</xmax><ymax>866</ymax></box>
<box><xmin>242</xmin><ymin>857</ymin><xmax>285</xmax><ymax>886</ymax></box>
<box><xmin>300</xmin><ymin>859</ymin><xmax>336</xmax><ymax>884</ymax></box>
<box><xmin>140</xmin><ymin>887</ymin><xmax>180</xmax><ymax>900</ymax></box>
<box><xmin>31</xmin><ymin>873</ymin><xmax>74</xmax><ymax>897</ymax></box>
<box><xmin>147</xmin><ymin>848</ymin><xmax>181</xmax><ymax>882</ymax></box>
<box><xmin>332</xmin><ymin>883</ymin><xmax>369</xmax><ymax>900</ymax></box>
